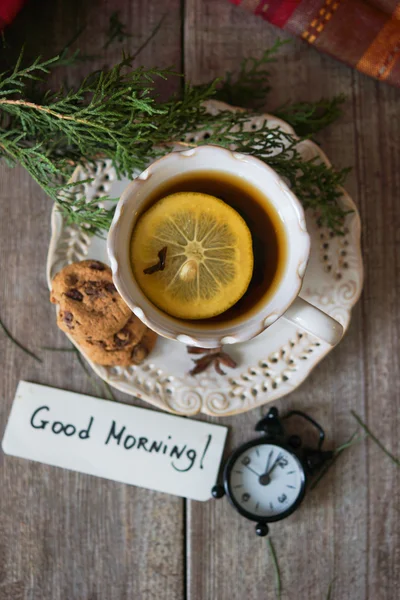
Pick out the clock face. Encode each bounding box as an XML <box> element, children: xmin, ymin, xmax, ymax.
<box><xmin>226</xmin><ymin>442</ymin><xmax>306</xmax><ymax>522</ymax></box>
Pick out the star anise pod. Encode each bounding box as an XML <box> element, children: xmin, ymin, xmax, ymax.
<box><xmin>187</xmin><ymin>346</ymin><xmax>237</xmax><ymax>376</ymax></box>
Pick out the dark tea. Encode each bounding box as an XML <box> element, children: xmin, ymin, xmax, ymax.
<box><xmin>134</xmin><ymin>170</ymin><xmax>287</xmax><ymax>324</ymax></box>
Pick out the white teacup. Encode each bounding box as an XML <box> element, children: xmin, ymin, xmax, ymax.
<box><xmin>107</xmin><ymin>146</ymin><xmax>343</xmax><ymax>348</ymax></box>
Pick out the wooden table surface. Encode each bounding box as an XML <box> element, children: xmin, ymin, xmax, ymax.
<box><xmin>1</xmin><ymin>1</ymin><xmax>399</xmax><ymax>599</ymax></box>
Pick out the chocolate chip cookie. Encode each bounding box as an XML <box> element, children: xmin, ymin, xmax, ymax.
<box><xmin>131</xmin><ymin>329</ymin><xmax>158</xmax><ymax>365</ymax></box>
<box><xmin>79</xmin><ymin>321</ymin><xmax>157</xmax><ymax>367</ymax></box>
<box><xmin>51</xmin><ymin>260</ymin><xmax>131</xmax><ymax>338</ymax></box>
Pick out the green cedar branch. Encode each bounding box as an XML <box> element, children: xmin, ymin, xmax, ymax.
<box><xmin>0</xmin><ymin>45</ymin><xmax>350</xmax><ymax>236</ymax></box>
<box><xmin>274</xmin><ymin>95</ymin><xmax>346</xmax><ymax>136</ymax></box>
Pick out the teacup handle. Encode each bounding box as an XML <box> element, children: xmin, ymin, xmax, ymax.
<box><xmin>281</xmin><ymin>297</ymin><xmax>343</xmax><ymax>346</ymax></box>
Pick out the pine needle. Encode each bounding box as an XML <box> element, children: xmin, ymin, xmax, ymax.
<box><xmin>50</xmin><ymin>24</ymin><xmax>92</xmax><ymax>68</ymax></box>
<box><xmin>0</xmin><ymin>314</ymin><xmax>42</xmax><ymax>362</ymax></box>
<box><xmin>104</xmin><ymin>10</ymin><xmax>166</xmax><ymax>61</ymax></box>
<box><xmin>41</xmin><ymin>346</ymin><xmax>76</xmax><ymax>351</ymax></box>
<box><xmin>102</xmin><ymin>381</ymin><xmax>116</xmax><ymax>402</ymax></box>
<box><xmin>309</xmin><ymin>430</ymin><xmax>363</xmax><ymax>491</ymax></box>
<box><xmin>351</xmin><ymin>411</ymin><xmax>400</xmax><ymax>467</ymax></box>
<box><xmin>335</xmin><ymin>432</ymin><xmax>364</xmax><ymax>454</ymax></box>
<box><xmin>130</xmin><ymin>14</ymin><xmax>167</xmax><ymax>62</ymax></box>
<box><xmin>326</xmin><ymin>577</ymin><xmax>335</xmax><ymax>600</ymax></box>
<box><xmin>267</xmin><ymin>538</ymin><xmax>282</xmax><ymax>600</ymax></box>
<box><xmin>75</xmin><ymin>350</ymin><xmax>105</xmax><ymax>398</ymax></box>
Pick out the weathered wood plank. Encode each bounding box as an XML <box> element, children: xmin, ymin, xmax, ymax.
<box><xmin>351</xmin><ymin>72</ymin><xmax>400</xmax><ymax>600</ymax></box>
<box><xmin>184</xmin><ymin>1</ymin><xmax>399</xmax><ymax>599</ymax></box>
<box><xmin>0</xmin><ymin>2</ymin><xmax>184</xmax><ymax>599</ymax></box>
<box><xmin>1</xmin><ymin>1</ymin><xmax>400</xmax><ymax>599</ymax></box>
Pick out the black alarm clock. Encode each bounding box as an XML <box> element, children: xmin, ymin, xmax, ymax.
<box><xmin>212</xmin><ymin>407</ymin><xmax>333</xmax><ymax>536</ymax></box>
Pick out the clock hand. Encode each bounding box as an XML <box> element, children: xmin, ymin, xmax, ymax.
<box><xmin>243</xmin><ymin>464</ymin><xmax>261</xmax><ymax>477</ymax></box>
<box><xmin>265</xmin><ymin>455</ymin><xmax>281</xmax><ymax>477</ymax></box>
<box><xmin>259</xmin><ymin>454</ymin><xmax>282</xmax><ymax>486</ymax></box>
<box><xmin>263</xmin><ymin>449</ymin><xmax>273</xmax><ymax>475</ymax></box>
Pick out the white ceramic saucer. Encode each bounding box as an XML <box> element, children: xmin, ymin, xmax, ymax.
<box><xmin>46</xmin><ymin>101</ymin><xmax>363</xmax><ymax>417</ymax></box>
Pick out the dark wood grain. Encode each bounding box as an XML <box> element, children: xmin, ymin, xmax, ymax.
<box><xmin>0</xmin><ymin>2</ymin><xmax>184</xmax><ymax>600</ymax></box>
<box><xmin>352</xmin><ymin>72</ymin><xmax>400</xmax><ymax>600</ymax></box>
<box><xmin>1</xmin><ymin>0</ymin><xmax>400</xmax><ymax>598</ymax></box>
<box><xmin>184</xmin><ymin>1</ymin><xmax>400</xmax><ymax>599</ymax></box>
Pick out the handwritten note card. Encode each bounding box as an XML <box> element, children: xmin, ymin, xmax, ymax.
<box><xmin>2</xmin><ymin>381</ymin><xmax>228</xmax><ymax>501</ymax></box>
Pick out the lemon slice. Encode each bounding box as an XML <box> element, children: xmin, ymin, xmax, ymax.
<box><xmin>130</xmin><ymin>192</ymin><xmax>254</xmax><ymax>320</ymax></box>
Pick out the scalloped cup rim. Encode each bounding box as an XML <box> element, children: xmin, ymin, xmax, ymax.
<box><xmin>107</xmin><ymin>145</ymin><xmax>310</xmax><ymax>348</ymax></box>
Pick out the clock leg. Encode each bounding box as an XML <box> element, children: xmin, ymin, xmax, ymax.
<box><xmin>211</xmin><ymin>484</ymin><xmax>225</xmax><ymax>499</ymax></box>
<box><xmin>255</xmin><ymin>522</ymin><xmax>269</xmax><ymax>537</ymax></box>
